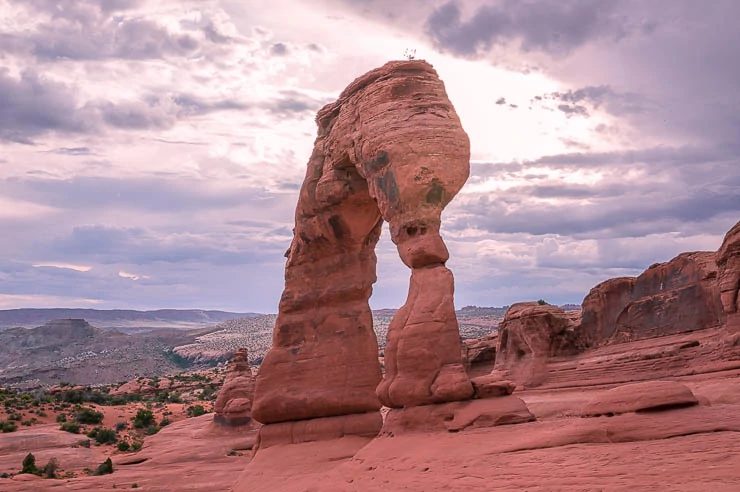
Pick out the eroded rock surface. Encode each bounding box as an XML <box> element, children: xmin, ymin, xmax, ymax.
<box><xmin>493</xmin><ymin>302</ymin><xmax>584</xmax><ymax>385</ymax></box>
<box><xmin>214</xmin><ymin>348</ymin><xmax>256</xmax><ymax>427</ymax></box>
<box><xmin>581</xmin><ymin>380</ymin><xmax>699</xmax><ymax>417</ymax></box>
<box><xmin>580</xmin><ymin>252</ymin><xmax>724</xmax><ymax>346</ymax></box>
<box><xmin>252</xmin><ymin>60</ymin><xmax>472</xmax><ymax>427</ymax></box>
<box><xmin>718</xmin><ymin>221</ymin><xmax>740</xmax><ymax>334</ymax></box>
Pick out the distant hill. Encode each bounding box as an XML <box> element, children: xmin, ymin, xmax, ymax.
<box><xmin>0</xmin><ymin>318</ymin><xmax>222</xmax><ymax>388</ymax></box>
<box><xmin>0</xmin><ymin>308</ymin><xmax>260</xmax><ymax>332</ymax></box>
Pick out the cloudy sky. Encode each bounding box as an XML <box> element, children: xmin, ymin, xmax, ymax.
<box><xmin>1</xmin><ymin>0</ymin><xmax>738</xmax><ymax>312</ymax></box>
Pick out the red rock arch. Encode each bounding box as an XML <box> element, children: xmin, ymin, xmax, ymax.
<box><xmin>251</xmin><ymin>61</ymin><xmax>473</xmax><ymax>427</ymax></box>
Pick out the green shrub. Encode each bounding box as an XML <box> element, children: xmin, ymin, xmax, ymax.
<box><xmin>93</xmin><ymin>427</ymin><xmax>117</xmax><ymax>445</ymax></box>
<box><xmin>76</xmin><ymin>407</ymin><xmax>104</xmax><ymax>424</ymax></box>
<box><xmin>117</xmin><ymin>441</ymin><xmax>131</xmax><ymax>452</ymax></box>
<box><xmin>159</xmin><ymin>417</ymin><xmax>171</xmax><ymax>427</ymax></box>
<box><xmin>131</xmin><ymin>441</ymin><xmax>143</xmax><ymax>451</ymax></box>
<box><xmin>115</xmin><ymin>421</ymin><xmax>128</xmax><ymax>432</ymax></box>
<box><xmin>144</xmin><ymin>425</ymin><xmax>159</xmax><ymax>435</ymax></box>
<box><xmin>60</xmin><ymin>421</ymin><xmax>81</xmax><ymax>434</ymax></box>
<box><xmin>21</xmin><ymin>453</ymin><xmax>40</xmax><ymax>475</ymax></box>
<box><xmin>93</xmin><ymin>458</ymin><xmax>114</xmax><ymax>476</ymax></box>
<box><xmin>186</xmin><ymin>405</ymin><xmax>206</xmax><ymax>418</ymax></box>
<box><xmin>56</xmin><ymin>413</ymin><xmax>67</xmax><ymax>423</ymax></box>
<box><xmin>537</xmin><ymin>299</ymin><xmax>549</xmax><ymax>306</ymax></box>
<box><xmin>132</xmin><ymin>409</ymin><xmax>154</xmax><ymax>429</ymax></box>
<box><xmin>1</xmin><ymin>420</ymin><xmax>17</xmax><ymax>433</ymax></box>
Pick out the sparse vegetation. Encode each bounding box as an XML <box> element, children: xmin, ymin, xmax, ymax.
<box><xmin>1</xmin><ymin>420</ymin><xmax>17</xmax><ymax>432</ymax></box>
<box><xmin>133</xmin><ymin>408</ymin><xmax>155</xmax><ymax>429</ymax></box>
<box><xmin>76</xmin><ymin>407</ymin><xmax>104</xmax><ymax>424</ymax></box>
<box><xmin>60</xmin><ymin>421</ymin><xmax>81</xmax><ymax>434</ymax></box>
<box><xmin>93</xmin><ymin>457</ymin><xmax>114</xmax><ymax>476</ymax></box>
<box><xmin>42</xmin><ymin>457</ymin><xmax>59</xmax><ymax>479</ymax></box>
<box><xmin>187</xmin><ymin>404</ymin><xmax>207</xmax><ymax>417</ymax></box>
<box><xmin>88</xmin><ymin>427</ymin><xmax>118</xmax><ymax>445</ymax></box>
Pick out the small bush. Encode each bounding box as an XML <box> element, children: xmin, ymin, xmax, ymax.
<box><xmin>186</xmin><ymin>405</ymin><xmax>206</xmax><ymax>418</ymax></box>
<box><xmin>132</xmin><ymin>409</ymin><xmax>154</xmax><ymax>429</ymax></box>
<box><xmin>76</xmin><ymin>407</ymin><xmax>104</xmax><ymax>424</ymax></box>
<box><xmin>117</xmin><ymin>441</ymin><xmax>131</xmax><ymax>452</ymax></box>
<box><xmin>131</xmin><ymin>441</ymin><xmax>143</xmax><ymax>451</ymax></box>
<box><xmin>60</xmin><ymin>421</ymin><xmax>81</xmax><ymax>434</ymax></box>
<box><xmin>21</xmin><ymin>453</ymin><xmax>40</xmax><ymax>475</ymax></box>
<box><xmin>537</xmin><ymin>299</ymin><xmax>549</xmax><ymax>306</ymax></box>
<box><xmin>56</xmin><ymin>413</ymin><xmax>67</xmax><ymax>423</ymax></box>
<box><xmin>42</xmin><ymin>458</ymin><xmax>59</xmax><ymax>479</ymax></box>
<box><xmin>1</xmin><ymin>420</ymin><xmax>17</xmax><ymax>433</ymax></box>
<box><xmin>93</xmin><ymin>458</ymin><xmax>113</xmax><ymax>476</ymax></box>
<box><xmin>115</xmin><ymin>421</ymin><xmax>128</xmax><ymax>432</ymax></box>
<box><xmin>144</xmin><ymin>425</ymin><xmax>159</xmax><ymax>436</ymax></box>
<box><xmin>159</xmin><ymin>417</ymin><xmax>171</xmax><ymax>427</ymax></box>
<box><xmin>89</xmin><ymin>427</ymin><xmax>117</xmax><ymax>445</ymax></box>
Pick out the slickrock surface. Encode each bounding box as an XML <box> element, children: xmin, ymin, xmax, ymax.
<box><xmin>253</xmin><ymin>59</ymin><xmax>472</xmax><ymax>426</ymax></box>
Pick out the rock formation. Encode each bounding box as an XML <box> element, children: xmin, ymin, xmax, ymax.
<box><xmin>581</xmin><ymin>380</ymin><xmax>699</xmax><ymax>417</ymax></box>
<box><xmin>718</xmin><ymin>221</ymin><xmax>740</xmax><ymax>334</ymax></box>
<box><xmin>493</xmin><ymin>302</ymin><xmax>584</xmax><ymax>385</ymax></box>
<box><xmin>251</xmin><ymin>60</ymin><xmax>473</xmax><ymax>435</ymax></box>
<box><xmin>580</xmin><ymin>247</ymin><xmax>734</xmax><ymax>346</ymax></box>
<box><xmin>214</xmin><ymin>349</ymin><xmax>256</xmax><ymax>427</ymax></box>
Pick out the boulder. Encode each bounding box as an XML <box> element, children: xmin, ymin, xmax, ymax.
<box><xmin>469</xmin><ymin>374</ymin><xmax>515</xmax><ymax>399</ymax></box>
<box><xmin>581</xmin><ymin>380</ymin><xmax>699</xmax><ymax>417</ymax></box>
<box><xmin>252</xmin><ymin>60</ymin><xmax>472</xmax><ymax>425</ymax></box>
<box><xmin>493</xmin><ymin>302</ymin><xmax>585</xmax><ymax>381</ymax></box>
<box><xmin>463</xmin><ymin>333</ymin><xmax>498</xmax><ymax>367</ymax></box>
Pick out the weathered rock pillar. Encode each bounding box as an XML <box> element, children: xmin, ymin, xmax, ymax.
<box><xmin>251</xmin><ymin>60</ymin><xmax>474</xmax><ymax>446</ymax></box>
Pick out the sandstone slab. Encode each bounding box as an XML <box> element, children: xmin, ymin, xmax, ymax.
<box><xmin>581</xmin><ymin>380</ymin><xmax>699</xmax><ymax>417</ymax></box>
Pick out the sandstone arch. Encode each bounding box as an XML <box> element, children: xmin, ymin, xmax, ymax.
<box><xmin>251</xmin><ymin>60</ymin><xmax>474</xmax><ymax>429</ymax></box>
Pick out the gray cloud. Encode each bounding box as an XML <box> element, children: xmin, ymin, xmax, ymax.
<box><xmin>425</xmin><ymin>0</ymin><xmax>637</xmax><ymax>57</ymax></box>
<box><xmin>0</xmin><ymin>69</ymin><xmax>92</xmax><ymax>143</ymax></box>
<box><xmin>455</xmin><ymin>144</ymin><xmax>740</xmax><ymax>238</ymax></box>
<box><xmin>0</xmin><ymin>66</ymin><xmax>309</xmax><ymax>141</ymax></box>
<box><xmin>1</xmin><ymin>176</ymin><xmax>280</xmax><ymax>213</ymax></box>
<box><xmin>2</xmin><ymin>1</ymin><xmax>201</xmax><ymax>61</ymax></box>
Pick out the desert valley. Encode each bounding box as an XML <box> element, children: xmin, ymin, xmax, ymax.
<box><xmin>1</xmin><ymin>58</ymin><xmax>739</xmax><ymax>492</ymax></box>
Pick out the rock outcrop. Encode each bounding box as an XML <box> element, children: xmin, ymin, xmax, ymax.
<box><xmin>718</xmin><ymin>221</ymin><xmax>740</xmax><ymax>334</ymax></box>
<box><xmin>214</xmin><ymin>348</ymin><xmax>256</xmax><ymax>427</ymax></box>
<box><xmin>580</xmin><ymin>277</ymin><xmax>635</xmax><ymax>345</ymax></box>
<box><xmin>581</xmin><ymin>380</ymin><xmax>699</xmax><ymax>417</ymax></box>
<box><xmin>581</xmin><ymin>252</ymin><xmax>726</xmax><ymax>346</ymax></box>
<box><xmin>493</xmin><ymin>302</ymin><xmax>584</xmax><ymax>385</ymax></box>
<box><xmin>252</xmin><ymin>60</ymin><xmax>473</xmax><ymax>434</ymax></box>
